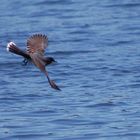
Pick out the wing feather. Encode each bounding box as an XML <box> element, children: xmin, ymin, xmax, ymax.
<box><xmin>26</xmin><ymin>34</ymin><xmax>60</xmax><ymax>90</ymax></box>
<box><xmin>27</xmin><ymin>34</ymin><xmax>48</xmax><ymax>54</ymax></box>
<box><xmin>30</xmin><ymin>53</ymin><xmax>46</xmax><ymax>72</ymax></box>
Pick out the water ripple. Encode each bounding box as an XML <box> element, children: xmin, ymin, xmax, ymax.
<box><xmin>0</xmin><ymin>0</ymin><xmax>140</xmax><ymax>139</ymax></box>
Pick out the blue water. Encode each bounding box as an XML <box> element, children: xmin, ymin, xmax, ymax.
<box><xmin>0</xmin><ymin>0</ymin><xmax>140</xmax><ymax>139</ymax></box>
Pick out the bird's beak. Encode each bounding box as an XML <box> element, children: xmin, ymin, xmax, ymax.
<box><xmin>53</xmin><ymin>60</ymin><xmax>57</xmax><ymax>64</ymax></box>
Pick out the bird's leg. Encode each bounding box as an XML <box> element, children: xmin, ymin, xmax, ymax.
<box><xmin>22</xmin><ymin>58</ymin><xmax>28</xmax><ymax>66</ymax></box>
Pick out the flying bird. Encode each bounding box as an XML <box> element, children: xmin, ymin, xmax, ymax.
<box><xmin>7</xmin><ymin>34</ymin><xmax>60</xmax><ymax>90</ymax></box>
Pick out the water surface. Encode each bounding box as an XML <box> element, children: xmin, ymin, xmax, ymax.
<box><xmin>0</xmin><ymin>0</ymin><xmax>140</xmax><ymax>139</ymax></box>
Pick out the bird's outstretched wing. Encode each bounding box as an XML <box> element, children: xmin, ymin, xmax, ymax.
<box><xmin>27</xmin><ymin>34</ymin><xmax>48</xmax><ymax>55</ymax></box>
<box><xmin>27</xmin><ymin>34</ymin><xmax>60</xmax><ymax>91</ymax></box>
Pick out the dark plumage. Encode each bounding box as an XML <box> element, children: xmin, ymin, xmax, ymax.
<box><xmin>7</xmin><ymin>34</ymin><xmax>60</xmax><ymax>90</ymax></box>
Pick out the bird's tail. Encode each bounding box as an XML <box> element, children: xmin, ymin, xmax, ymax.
<box><xmin>7</xmin><ymin>42</ymin><xmax>30</xmax><ymax>59</ymax></box>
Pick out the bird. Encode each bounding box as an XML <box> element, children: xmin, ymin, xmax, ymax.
<box><xmin>7</xmin><ymin>34</ymin><xmax>61</xmax><ymax>91</ymax></box>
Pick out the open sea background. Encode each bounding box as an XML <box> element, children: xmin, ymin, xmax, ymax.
<box><xmin>0</xmin><ymin>0</ymin><xmax>140</xmax><ymax>139</ymax></box>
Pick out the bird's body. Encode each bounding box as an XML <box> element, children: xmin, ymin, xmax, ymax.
<box><xmin>7</xmin><ymin>34</ymin><xmax>60</xmax><ymax>90</ymax></box>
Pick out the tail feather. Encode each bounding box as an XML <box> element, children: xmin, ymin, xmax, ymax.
<box><xmin>7</xmin><ymin>42</ymin><xmax>30</xmax><ymax>59</ymax></box>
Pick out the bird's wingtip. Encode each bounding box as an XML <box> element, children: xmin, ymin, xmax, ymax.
<box><xmin>49</xmin><ymin>80</ymin><xmax>61</xmax><ymax>91</ymax></box>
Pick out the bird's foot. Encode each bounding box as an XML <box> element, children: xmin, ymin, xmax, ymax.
<box><xmin>22</xmin><ymin>59</ymin><xmax>28</xmax><ymax>66</ymax></box>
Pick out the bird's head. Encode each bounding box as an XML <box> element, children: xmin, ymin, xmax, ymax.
<box><xmin>48</xmin><ymin>57</ymin><xmax>56</xmax><ymax>63</ymax></box>
<box><xmin>45</xmin><ymin>57</ymin><xmax>57</xmax><ymax>65</ymax></box>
